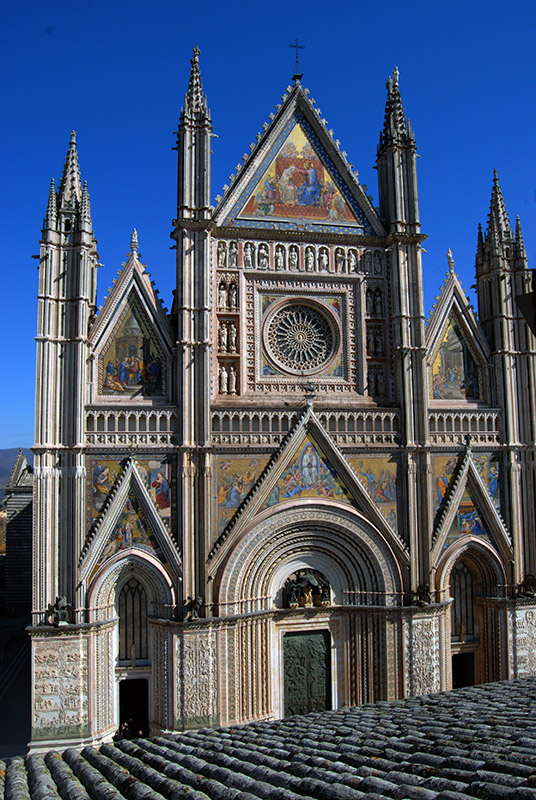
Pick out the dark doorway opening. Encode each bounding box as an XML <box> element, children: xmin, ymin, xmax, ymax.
<box><xmin>119</xmin><ymin>678</ymin><xmax>149</xmax><ymax>737</ymax></box>
<box><xmin>284</xmin><ymin>630</ymin><xmax>331</xmax><ymax>717</ymax></box>
<box><xmin>452</xmin><ymin>652</ymin><xmax>475</xmax><ymax>689</ymax></box>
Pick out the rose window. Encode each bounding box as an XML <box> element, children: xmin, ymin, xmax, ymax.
<box><xmin>264</xmin><ymin>302</ymin><xmax>339</xmax><ymax>374</ymax></box>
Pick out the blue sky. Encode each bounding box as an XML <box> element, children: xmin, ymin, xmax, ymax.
<box><xmin>1</xmin><ymin>0</ymin><xmax>535</xmax><ymax>448</ymax></box>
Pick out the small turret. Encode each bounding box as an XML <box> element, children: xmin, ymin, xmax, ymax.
<box><xmin>175</xmin><ymin>47</ymin><xmax>212</xmax><ymax>220</ymax></box>
<box><xmin>58</xmin><ymin>131</ymin><xmax>82</xmax><ymax>209</ymax></box>
<box><xmin>376</xmin><ymin>68</ymin><xmax>420</xmax><ymax>234</ymax></box>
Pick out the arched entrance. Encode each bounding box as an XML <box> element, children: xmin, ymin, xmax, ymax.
<box><xmin>212</xmin><ymin>504</ymin><xmax>406</xmax><ymax>724</ymax></box>
<box><xmin>87</xmin><ymin>551</ymin><xmax>176</xmax><ymax>737</ymax></box>
<box><xmin>437</xmin><ymin>539</ymin><xmax>508</xmax><ymax>689</ymax></box>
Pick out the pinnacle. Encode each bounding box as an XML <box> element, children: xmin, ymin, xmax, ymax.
<box><xmin>380</xmin><ymin>67</ymin><xmax>408</xmax><ymax>145</ymax></box>
<box><xmin>59</xmin><ymin>129</ymin><xmax>82</xmax><ymax>207</ymax></box>
<box><xmin>45</xmin><ymin>178</ymin><xmax>57</xmax><ymax>229</ymax></box>
<box><xmin>515</xmin><ymin>215</ymin><xmax>527</xmax><ymax>261</ymax></box>
<box><xmin>487</xmin><ymin>169</ymin><xmax>512</xmax><ymax>241</ymax></box>
<box><xmin>80</xmin><ymin>180</ymin><xmax>92</xmax><ymax>227</ymax></box>
<box><xmin>184</xmin><ymin>45</ymin><xmax>208</xmax><ymax>116</ymax></box>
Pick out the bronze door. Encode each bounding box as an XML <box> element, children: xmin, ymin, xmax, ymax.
<box><xmin>283</xmin><ymin>630</ymin><xmax>331</xmax><ymax>716</ymax></box>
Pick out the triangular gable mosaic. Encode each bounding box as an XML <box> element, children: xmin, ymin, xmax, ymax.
<box><xmin>96</xmin><ymin>491</ymin><xmax>164</xmax><ymax>566</ymax></box>
<box><xmin>225</xmin><ymin>117</ymin><xmax>375</xmax><ymax>235</ymax></box>
<box><xmin>430</xmin><ymin>317</ymin><xmax>481</xmax><ymax>401</ymax></box>
<box><xmin>260</xmin><ymin>435</ymin><xmax>353</xmax><ymax>511</ymax></box>
<box><xmin>88</xmin><ymin>456</ymin><xmax>173</xmax><ymax>525</ymax></box>
<box><xmin>443</xmin><ymin>487</ymin><xmax>490</xmax><ymax>552</ymax></box>
<box><xmin>433</xmin><ymin>453</ymin><xmax>500</xmax><ymax>515</ymax></box>
<box><xmin>99</xmin><ymin>297</ymin><xmax>167</xmax><ymax>397</ymax></box>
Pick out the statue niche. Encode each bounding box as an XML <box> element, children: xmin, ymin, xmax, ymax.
<box><xmin>283</xmin><ymin>569</ymin><xmax>331</xmax><ymax>608</ymax></box>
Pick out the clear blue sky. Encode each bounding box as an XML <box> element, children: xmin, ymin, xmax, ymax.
<box><xmin>1</xmin><ymin>0</ymin><xmax>535</xmax><ymax>448</ymax></box>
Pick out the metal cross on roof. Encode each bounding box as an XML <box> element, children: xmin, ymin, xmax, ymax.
<box><xmin>288</xmin><ymin>39</ymin><xmax>305</xmax><ymax>82</ymax></box>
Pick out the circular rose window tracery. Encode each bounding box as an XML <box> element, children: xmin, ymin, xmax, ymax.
<box><xmin>264</xmin><ymin>301</ymin><xmax>339</xmax><ymax>375</ymax></box>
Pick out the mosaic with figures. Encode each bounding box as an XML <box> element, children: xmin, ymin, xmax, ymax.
<box><xmin>87</xmin><ymin>457</ymin><xmax>173</xmax><ymax>525</ymax></box>
<box><xmin>225</xmin><ymin>115</ymin><xmax>373</xmax><ymax>234</ymax></box>
<box><xmin>215</xmin><ymin>456</ymin><xmax>270</xmax><ymax>536</ymax></box>
<box><xmin>430</xmin><ymin>318</ymin><xmax>481</xmax><ymax>401</ymax></box>
<box><xmin>261</xmin><ymin>438</ymin><xmax>353</xmax><ymax>511</ymax></box>
<box><xmin>433</xmin><ymin>453</ymin><xmax>500</xmax><ymax>514</ymax></box>
<box><xmin>347</xmin><ymin>456</ymin><xmax>398</xmax><ymax>530</ymax></box>
<box><xmin>96</xmin><ymin>492</ymin><xmax>164</xmax><ymax>566</ymax></box>
<box><xmin>99</xmin><ymin>299</ymin><xmax>166</xmax><ymax>396</ymax></box>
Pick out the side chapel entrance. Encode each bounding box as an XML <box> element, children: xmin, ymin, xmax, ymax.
<box><xmin>283</xmin><ymin>630</ymin><xmax>331</xmax><ymax>716</ymax></box>
<box><xmin>450</xmin><ymin>560</ymin><xmax>478</xmax><ymax>688</ymax></box>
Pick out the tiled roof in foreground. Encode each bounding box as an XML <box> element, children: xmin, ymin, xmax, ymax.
<box><xmin>3</xmin><ymin>678</ymin><xmax>536</xmax><ymax>800</ymax></box>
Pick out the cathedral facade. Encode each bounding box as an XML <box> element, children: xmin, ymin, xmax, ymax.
<box><xmin>30</xmin><ymin>49</ymin><xmax>536</xmax><ymax>751</ymax></box>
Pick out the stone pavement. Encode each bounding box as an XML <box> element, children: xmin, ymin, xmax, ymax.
<box><xmin>2</xmin><ymin>678</ymin><xmax>536</xmax><ymax>799</ymax></box>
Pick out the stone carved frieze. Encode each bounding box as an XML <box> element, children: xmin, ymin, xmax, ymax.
<box><xmin>405</xmin><ymin>614</ymin><xmax>441</xmax><ymax>696</ymax></box>
<box><xmin>32</xmin><ymin>633</ymin><xmax>90</xmax><ymax>740</ymax></box>
<box><xmin>175</xmin><ymin>629</ymin><xmax>218</xmax><ymax>727</ymax></box>
<box><xmin>510</xmin><ymin>605</ymin><xmax>536</xmax><ymax>677</ymax></box>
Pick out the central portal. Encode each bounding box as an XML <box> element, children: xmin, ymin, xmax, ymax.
<box><xmin>283</xmin><ymin>630</ymin><xmax>331</xmax><ymax>716</ymax></box>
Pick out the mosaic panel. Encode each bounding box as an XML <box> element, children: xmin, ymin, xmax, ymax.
<box><xmin>430</xmin><ymin>318</ymin><xmax>481</xmax><ymax>400</ymax></box>
<box><xmin>99</xmin><ymin>299</ymin><xmax>166</xmax><ymax>397</ymax></box>
<box><xmin>87</xmin><ymin>457</ymin><xmax>173</xmax><ymax>524</ymax></box>
<box><xmin>97</xmin><ymin>492</ymin><xmax>164</xmax><ymax>565</ymax></box>
<box><xmin>214</xmin><ymin>456</ymin><xmax>270</xmax><ymax>535</ymax></box>
<box><xmin>261</xmin><ymin>437</ymin><xmax>352</xmax><ymax>511</ymax></box>
<box><xmin>347</xmin><ymin>456</ymin><xmax>398</xmax><ymax>530</ymax></box>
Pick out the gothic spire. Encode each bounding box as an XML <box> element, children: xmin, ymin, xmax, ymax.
<box><xmin>487</xmin><ymin>169</ymin><xmax>512</xmax><ymax>242</ymax></box>
<box><xmin>80</xmin><ymin>180</ymin><xmax>92</xmax><ymax>231</ymax></box>
<box><xmin>380</xmin><ymin>67</ymin><xmax>410</xmax><ymax>145</ymax></box>
<box><xmin>44</xmin><ymin>178</ymin><xmax>58</xmax><ymax>230</ymax></box>
<box><xmin>515</xmin><ymin>215</ymin><xmax>528</xmax><ymax>262</ymax></box>
<box><xmin>182</xmin><ymin>46</ymin><xmax>209</xmax><ymax>118</ymax></box>
<box><xmin>58</xmin><ymin>131</ymin><xmax>83</xmax><ymax>207</ymax></box>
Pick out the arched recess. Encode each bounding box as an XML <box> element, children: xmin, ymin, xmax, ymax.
<box><xmin>213</xmin><ymin>503</ymin><xmax>406</xmax><ymax>615</ymax></box>
<box><xmin>435</xmin><ymin>537</ymin><xmax>508</xmax><ymax>689</ymax></box>
<box><xmin>212</xmin><ymin>504</ymin><xmax>406</xmax><ymax>722</ymax></box>
<box><xmin>88</xmin><ymin>550</ymin><xmax>175</xmax><ymax>619</ymax></box>
<box><xmin>86</xmin><ymin>551</ymin><xmax>175</xmax><ymax>735</ymax></box>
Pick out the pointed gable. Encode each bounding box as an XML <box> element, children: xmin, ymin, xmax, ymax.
<box><xmin>80</xmin><ymin>458</ymin><xmax>181</xmax><ymax>582</ymax></box>
<box><xmin>431</xmin><ymin>449</ymin><xmax>511</xmax><ymax>565</ymax></box>
<box><xmin>213</xmin><ymin>83</ymin><xmax>385</xmax><ymax>237</ymax></box>
<box><xmin>90</xmin><ymin>233</ymin><xmax>174</xmax><ymax>400</ymax></box>
<box><xmin>427</xmin><ymin>258</ymin><xmax>490</xmax><ymax>402</ymax></box>
<box><xmin>208</xmin><ymin>405</ymin><xmax>407</xmax><ymax>566</ymax></box>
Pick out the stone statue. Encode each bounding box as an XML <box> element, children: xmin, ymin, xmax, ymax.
<box><xmin>305</xmin><ymin>249</ymin><xmax>315</xmax><ymax>271</ymax></box>
<box><xmin>336</xmin><ymin>248</ymin><xmax>345</xmax><ymax>272</ymax></box>
<box><xmin>244</xmin><ymin>242</ymin><xmax>253</xmax><ymax>267</ymax></box>
<box><xmin>319</xmin><ymin>249</ymin><xmax>329</xmax><ymax>271</ymax></box>
<box><xmin>275</xmin><ymin>247</ymin><xmax>285</xmax><ymax>270</ymax></box>
<box><xmin>289</xmin><ymin>248</ymin><xmax>298</xmax><ymax>269</ymax></box>
<box><xmin>218</xmin><ymin>321</ymin><xmax>228</xmax><ymax>352</ymax></box>
<box><xmin>217</xmin><ymin>241</ymin><xmax>226</xmax><ymax>267</ymax></box>
<box><xmin>348</xmin><ymin>250</ymin><xmax>357</xmax><ymax>273</ymax></box>
<box><xmin>373</xmin><ymin>251</ymin><xmax>382</xmax><ymax>274</ymax></box>
<box><xmin>228</xmin><ymin>241</ymin><xmax>238</xmax><ymax>267</ymax></box>
<box><xmin>229</xmin><ymin>365</ymin><xmax>237</xmax><ymax>394</ymax></box>
<box><xmin>218</xmin><ymin>282</ymin><xmax>227</xmax><ymax>309</ymax></box>
<box><xmin>219</xmin><ymin>365</ymin><xmax>228</xmax><ymax>394</ymax></box>
<box><xmin>229</xmin><ymin>283</ymin><xmax>237</xmax><ymax>310</ymax></box>
<box><xmin>228</xmin><ymin>322</ymin><xmax>237</xmax><ymax>352</ymax></box>
<box><xmin>258</xmin><ymin>245</ymin><xmax>269</xmax><ymax>269</ymax></box>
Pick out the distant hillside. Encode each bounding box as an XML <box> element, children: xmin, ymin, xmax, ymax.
<box><xmin>0</xmin><ymin>448</ymin><xmax>33</xmax><ymax>503</ymax></box>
